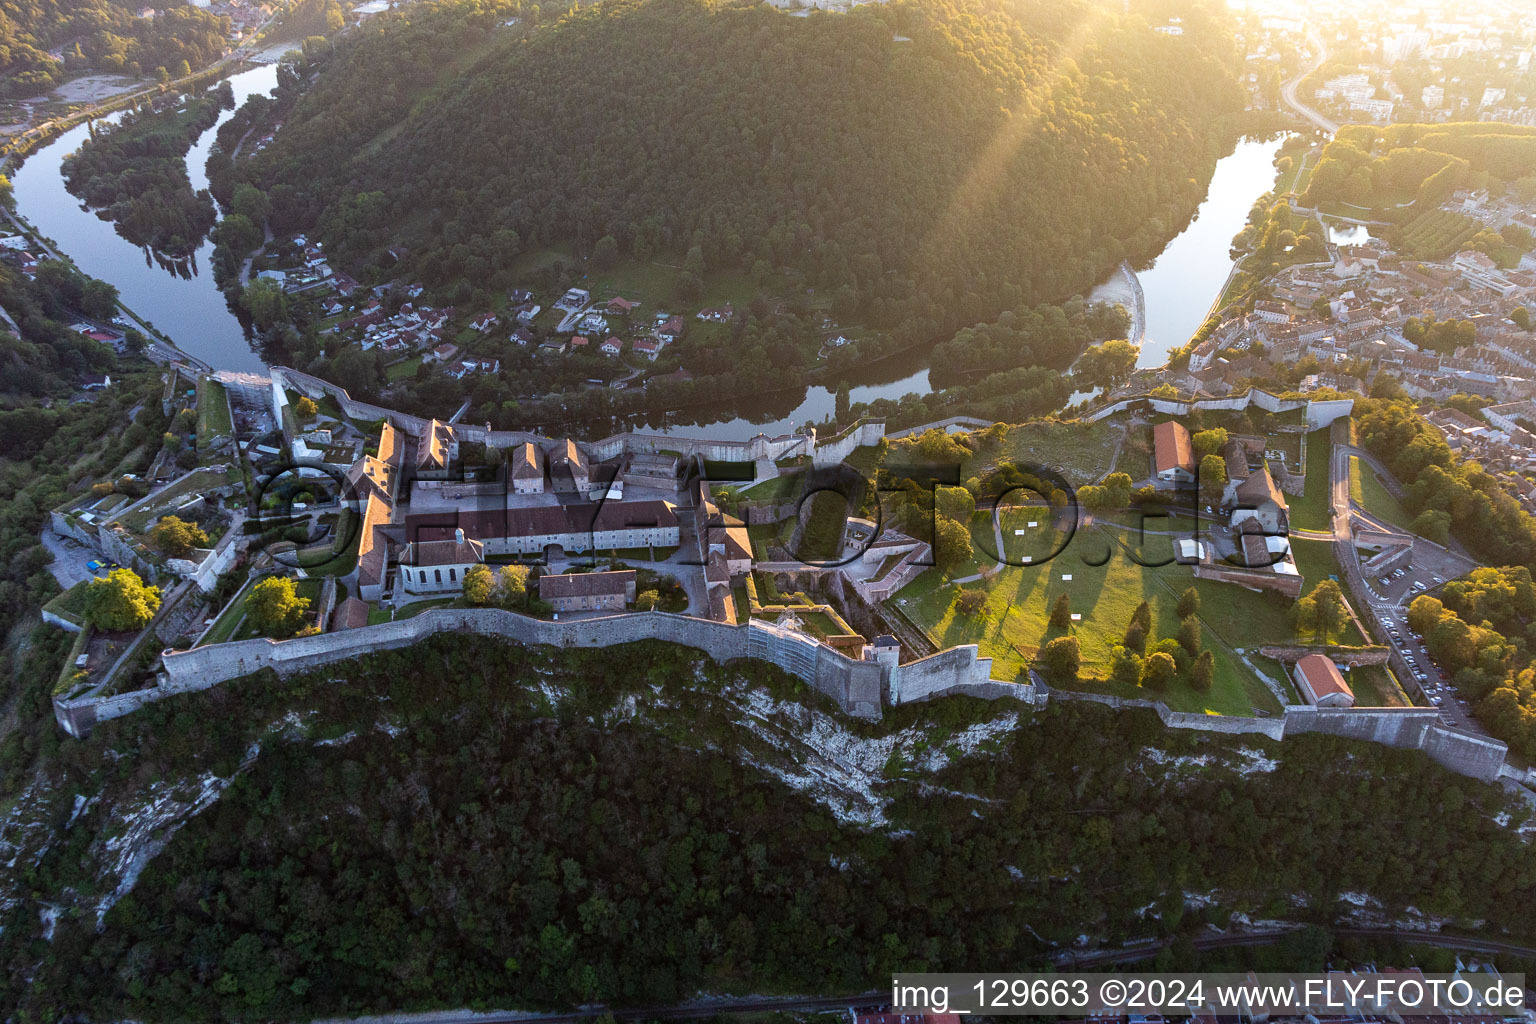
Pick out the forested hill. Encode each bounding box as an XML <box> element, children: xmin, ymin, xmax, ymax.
<box><xmin>248</xmin><ymin>0</ymin><xmax>1243</xmax><ymax>326</ymax></box>
<box><xmin>0</xmin><ymin>0</ymin><xmax>230</xmax><ymax>97</ymax></box>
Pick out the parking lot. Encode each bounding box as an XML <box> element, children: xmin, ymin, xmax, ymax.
<box><xmin>41</xmin><ymin>529</ymin><xmax>104</xmax><ymax>590</ymax></box>
<box><xmin>1360</xmin><ymin>540</ymin><xmax>1471</xmax><ymax>607</ymax></box>
<box><xmin>1374</xmin><ymin>607</ymin><xmax>1477</xmax><ymax>730</ymax></box>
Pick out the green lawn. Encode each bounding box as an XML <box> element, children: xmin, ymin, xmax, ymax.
<box><xmin>893</xmin><ymin>524</ymin><xmax>1288</xmax><ymax>715</ymax></box>
<box><xmin>1345</xmin><ymin>662</ymin><xmax>1411</xmax><ymax>708</ymax></box>
<box><xmin>290</xmin><ymin>509</ymin><xmax>361</xmax><ymax>576</ymax></box>
<box><xmin>1288</xmin><ymin>428</ymin><xmax>1333</xmax><ymax>532</ymax></box>
<box><xmin>42</xmin><ymin>582</ymin><xmax>91</xmax><ymax>627</ymax></box>
<box><xmin>386</xmin><ymin>355</ymin><xmax>424</xmax><ymax>382</ymax></box>
<box><xmin>196</xmin><ymin>377</ymin><xmax>232</xmax><ymax>445</ymax></box>
<box><xmin>1349</xmin><ymin>455</ymin><xmax>1414</xmax><ymax>531</ymax></box>
<box><xmin>1287</xmin><ymin>538</ymin><xmax>1366</xmax><ymax>646</ymax></box>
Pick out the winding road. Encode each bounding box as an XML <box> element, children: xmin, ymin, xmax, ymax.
<box><xmin>1280</xmin><ymin>24</ymin><xmax>1339</xmax><ymax>134</ymax></box>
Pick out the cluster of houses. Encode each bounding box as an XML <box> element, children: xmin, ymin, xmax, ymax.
<box><xmin>1171</xmin><ymin>197</ymin><xmax>1536</xmax><ymax>410</ymax></box>
<box><xmin>260</xmin><ymin>237</ymin><xmax>360</xmax><ymax>299</ymax></box>
<box><xmin>1423</xmin><ymin>402</ymin><xmax>1536</xmax><ymax>514</ymax></box>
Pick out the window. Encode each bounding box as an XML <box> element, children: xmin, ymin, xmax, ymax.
<box><xmin>449</xmin><ymin>568</ymin><xmax>456</xmax><ymax>582</ymax></box>
<box><xmin>435</xmin><ymin>569</ymin><xmax>442</xmax><ymax>585</ymax></box>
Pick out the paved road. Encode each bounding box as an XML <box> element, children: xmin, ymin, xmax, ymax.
<box><xmin>1280</xmin><ymin>25</ymin><xmax>1338</xmax><ymax>134</ymax></box>
<box><xmin>1</xmin><ymin>209</ymin><xmax>212</xmax><ymax>372</ymax></box>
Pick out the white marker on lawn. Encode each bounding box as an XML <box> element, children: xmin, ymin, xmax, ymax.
<box><xmin>1070</xmin><ymin>613</ymin><xmax>1081</xmax><ymax>621</ymax></box>
<box><xmin>1062</xmin><ymin>574</ymin><xmax>1072</xmax><ymax>581</ymax></box>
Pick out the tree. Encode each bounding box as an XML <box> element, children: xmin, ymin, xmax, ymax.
<box><xmin>242</xmin><ymin>278</ymin><xmax>289</xmax><ymax>331</ymax></box>
<box><xmin>148</xmin><ymin>515</ymin><xmax>209</xmax><ymax>558</ymax></box>
<box><xmin>246</xmin><ymin>576</ymin><xmax>311</xmax><ymax>638</ymax></box>
<box><xmin>1130</xmin><ymin>600</ymin><xmax>1152</xmax><ymax>634</ymax></box>
<box><xmin>1140</xmin><ymin>650</ymin><xmax>1177</xmax><ymax>691</ymax></box>
<box><xmin>1177</xmin><ymin>616</ymin><xmax>1201</xmax><ymax>658</ymax></box>
<box><xmin>1176</xmin><ymin>586</ymin><xmax>1200</xmax><ymax>619</ymax></box>
<box><xmin>1074</xmin><ymin>339</ymin><xmax>1139</xmax><ymax>389</ymax></box>
<box><xmin>635</xmin><ymin>590</ymin><xmax>660</xmax><ymax>611</ymax></box>
<box><xmin>496</xmin><ymin>564</ymin><xmax>530</xmax><ymax>608</ymax></box>
<box><xmin>935</xmin><ymin>485</ymin><xmax>975</xmax><ymax>524</ymax></box>
<box><xmin>294</xmin><ymin>396</ymin><xmax>319</xmax><ymax>422</ymax></box>
<box><xmin>1122</xmin><ymin>622</ymin><xmax>1147</xmax><ymax>654</ymax></box>
<box><xmin>1511</xmin><ymin>306</ymin><xmax>1531</xmax><ymax>331</ymax></box>
<box><xmin>1050</xmin><ymin>593</ymin><xmax>1071</xmax><ymax>628</ymax></box>
<box><xmin>592</xmin><ymin>234</ymin><xmax>619</xmax><ymax>269</ymax></box>
<box><xmin>81</xmin><ymin>568</ymin><xmax>161</xmax><ymax>631</ymax></box>
<box><xmin>1293</xmin><ymin>579</ymin><xmax>1347</xmax><ymax>642</ymax></box>
<box><xmin>1199</xmin><ymin>453</ymin><xmax>1227</xmax><ymax>505</ymax></box>
<box><xmin>462</xmin><ymin>564</ymin><xmax>495</xmax><ymax>606</ymax></box>
<box><xmin>933</xmin><ymin>514</ymin><xmax>973</xmax><ymax>574</ymax></box>
<box><xmin>1191</xmin><ymin>650</ymin><xmax>1215</xmax><ymax>692</ymax></box>
<box><xmin>956</xmin><ymin>590</ymin><xmax>987</xmax><ymax>617</ymax></box>
<box><xmin>1410</xmin><ymin>508</ymin><xmax>1451</xmax><ymax>545</ymax></box>
<box><xmin>231</xmin><ymin>183</ymin><xmax>271</xmax><ymax>227</ymax></box>
<box><xmin>1041</xmin><ymin>635</ymin><xmax>1080</xmax><ymax>682</ymax></box>
<box><xmin>1109</xmin><ymin>646</ymin><xmax>1142</xmax><ymax>685</ymax></box>
<box><xmin>1191</xmin><ymin>428</ymin><xmax>1229</xmax><ymax>461</ymax></box>
<box><xmin>1407</xmin><ymin>594</ymin><xmax>1445</xmax><ymax>636</ymax></box>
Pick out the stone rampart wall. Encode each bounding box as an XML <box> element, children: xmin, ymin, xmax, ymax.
<box><xmin>1257</xmin><ymin>644</ymin><xmax>1390</xmax><ymax>666</ymax></box>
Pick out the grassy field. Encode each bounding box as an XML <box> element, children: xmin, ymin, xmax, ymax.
<box><xmin>1288</xmin><ymin>428</ymin><xmax>1333</xmax><ymax>532</ymax></box>
<box><xmin>1287</xmin><ymin>538</ymin><xmax>1367</xmax><ymax>645</ymax></box>
<box><xmin>1000</xmin><ymin>420</ymin><xmax>1123</xmax><ymax>485</ymax></box>
<box><xmin>893</xmin><ymin>524</ymin><xmax>1290</xmax><ymax>715</ymax></box>
<box><xmin>1346</xmin><ymin>662</ymin><xmax>1412</xmax><ymax>708</ymax></box>
<box><xmin>196</xmin><ymin>377</ymin><xmax>232</xmax><ymax>446</ymax></box>
<box><xmin>1349</xmin><ymin>456</ymin><xmax>1415</xmax><ymax>531</ymax></box>
<box><xmin>386</xmin><ymin>355</ymin><xmax>424</xmax><ymax>382</ymax></box>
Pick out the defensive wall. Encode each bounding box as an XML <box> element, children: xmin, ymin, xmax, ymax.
<box><xmin>1257</xmin><ymin>644</ymin><xmax>1390</xmax><ymax>666</ymax></box>
<box><xmin>1080</xmin><ymin>389</ymin><xmax>1353</xmax><ymax>431</ymax></box>
<box><xmin>54</xmin><ymin>611</ymin><xmax>899</xmax><ymax>736</ymax></box>
<box><xmin>1043</xmin><ymin>687</ymin><xmax>1506</xmax><ymax>780</ymax></box>
<box><xmin>270</xmin><ymin>367</ymin><xmax>840</xmax><ymax>465</ymax></box>
<box><xmin>52</xmin><ymin>604</ymin><xmax>1509</xmax><ymax>783</ymax></box>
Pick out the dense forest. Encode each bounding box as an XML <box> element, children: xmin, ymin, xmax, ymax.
<box><xmin>3</xmin><ymin>635</ymin><xmax>1533</xmax><ymax>1020</ymax></box>
<box><xmin>241</xmin><ymin>0</ymin><xmax>1242</xmax><ymax>328</ymax></box>
<box><xmin>61</xmin><ymin>80</ymin><xmax>232</xmax><ymax>257</ymax></box>
<box><xmin>0</xmin><ymin>0</ymin><xmax>230</xmax><ymax>97</ymax></box>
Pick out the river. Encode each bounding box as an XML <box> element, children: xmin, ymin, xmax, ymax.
<box><xmin>1129</xmin><ymin>134</ymin><xmax>1289</xmax><ymax>368</ymax></box>
<box><xmin>12</xmin><ymin>85</ymin><xmax>1286</xmax><ymax>437</ymax></box>
<box><xmin>11</xmin><ymin>62</ymin><xmax>281</xmax><ymax>374</ymax></box>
